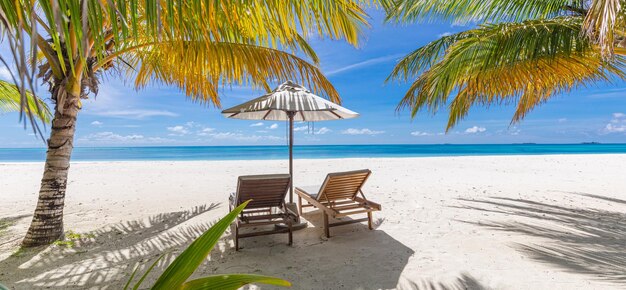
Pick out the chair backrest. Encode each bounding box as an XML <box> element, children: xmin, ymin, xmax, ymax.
<box><xmin>235</xmin><ymin>174</ymin><xmax>291</xmax><ymax>209</ymax></box>
<box><xmin>316</xmin><ymin>169</ymin><xmax>371</xmax><ymax>202</ymax></box>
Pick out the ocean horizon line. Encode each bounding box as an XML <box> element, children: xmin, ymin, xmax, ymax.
<box><xmin>1</xmin><ymin>143</ymin><xmax>626</xmax><ymax>162</ymax></box>
<box><xmin>3</xmin><ymin>142</ymin><xmax>626</xmax><ymax>150</ymax></box>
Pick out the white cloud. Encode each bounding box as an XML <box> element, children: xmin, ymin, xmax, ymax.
<box><xmin>605</xmin><ymin>123</ymin><xmax>626</xmax><ymax>133</ymax></box>
<box><xmin>464</xmin><ymin>126</ymin><xmax>487</xmax><ymax>134</ymax></box>
<box><xmin>167</xmin><ymin>122</ymin><xmax>216</xmax><ymax>136</ymax></box>
<box><xmin>80</xmin><ymin>132</ymin><xmax>144</xmax><ymax>142</ymax></box>
<box><xmin>95</xmin><ymin>109</ymin><xmax>178</xmax><ymax>119</ymax></box>
<box><xmin>196</xmin><ymin>127</ymin><xmax>215</xmax><ymax>136</ymax></box>
<box><xmin>297</xmin><ymin>126</ymin><xmax>331</xmax><ymax>135</ymax></box>
<box><xmin>81</xmin><ymin>86</ymin><xmax>179</xmax><ymax>119</ymax></box>
<box><xmin>558</xmin><ymin>118</ymin><xmax>568</xmax><ymax>123</ymax></box>
<box><xmin>90</xmin><ymin>121</ymin><xmax>103</xmax><ymax>127</ymax></box>
<box><xmin>78</xmin><ymin>132</ymin><xmax>175</xmax><ymax>145</ymax></box>
<box><xmin>250</xmin><ymin>122</ymin><xmax>264</xmax><ymax>127</ymax></box>
<box><xmin>0</xmin><ymin>66</ymin><xmax>12</xmax><ymax>80</ymax></box>
<box><xmin>268</xmin><ymin>123</ymin><xmax>279</xmax><ymax>130</ymax></box>
<box><xmin>341</xmin><ymin>128</ymin><xmax>384</xmax><ymax>135</ymax></box>
<box><xmin>326</xmin><ymin>54</ymin><xmax>404</xmax><ymax>76</ymax></box>
<box><xmin>438</xmin><ymin>32</ymin><xmax>452</xmax><ymax>37</ymax></box>
<box><xmin>604</xmin><ymin>112</ymin><xmax>626</xmax><ymax>133</ymax></box>
<box><xmin>167</xmin><ymin>125</ymin><xmax>189</xmax><ymax>135</ymax></box>
<box><xmin>312</xmin><ymin>127</ymin><xmax>331</xmax><ymax>135</ymax></box>
<box><xmin>293</xmin><ymin>126</ymin><xmax>309</xmax><ymax>132</ymax></box>
<box><xmin>208</xmin><ymin>132</ymin><xmax>283</xmax><ymax>142</ymax></box>
<box><xmin>410</xmin><ymin>131</ymin><xmax>444</xmax><ymax>136</ymax></box>
<box><xmin>411</xmin><ymin>131</ymin><xmax>430</xmax><ymax>136</ymax></box>
<box><xmin>586</xmin><ymin>88</ymin><xmax>626</xmax><ymax>99</ymax></box>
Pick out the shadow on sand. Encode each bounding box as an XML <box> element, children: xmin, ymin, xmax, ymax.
<box><xmin>454</xmin><ymin>193</ymin><xmax>626</xmax><ymax>284</ymax></box>
<box><xmin>1</xmin><ymin>204</ymin><xmax>414</xmax><ymax>289</ymax></box>
<box><xmin>399</xmin><ymin>273</ymin><xmax>490</xmax><ymax>290</ymax></box>
<box><xmin>0</xmin><ymin>204</ymin><xmax>220</xmax><ymax>288</ymax></box>
<box><xmin>220</xmin><ymin>208</ymin><xmax>414</xmax><ymax>289</ymax></box>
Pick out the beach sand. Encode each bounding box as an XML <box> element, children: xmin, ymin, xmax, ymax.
<box><xmin>1</xmin><ymin>154</ymin><xmax>625</xmax><ymax>289</ymax></box>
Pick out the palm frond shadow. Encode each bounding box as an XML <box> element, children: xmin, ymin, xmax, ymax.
<box><xmin>400</xmin><ymin>273</ymin><xmax>490</xmax><ymax>290</ymax></box>
<box><xmin>570</xmin><ymin>191</ymin><xmax>626</xmax><ymax>206</ymax></box>
<box><xmin>0</xmin><ymin>214</ymin><xmax>31</xmax><ymax>246</ymax></box>
<box><xmin>453</xmin><ymin>195</ymin><xmax>626</xmax><ymax>284</ymax></box>
<box><xmin>0</xmin><ymin>203</ymin><xmax>224</xmax><ymax>288</ymax></box>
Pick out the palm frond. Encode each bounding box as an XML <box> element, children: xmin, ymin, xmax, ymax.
<box><xmin>391</xmin><ymin>17</ymin><xmax>626</xmax><ymax>129</ymax></box>
<box><xmin>449</xmin><ymin>54</ymin><xmax>626</xmax><ymax>127</ymax></box>
<box><xmin>122</xmin><ymin>41</ymin><xmax>340</xmax><ymax>105</ymax></box>
<box><xmin>1</xmin><ymin>0</ymin><xmax>370</xmax><ymax>135</ymax></box>
<box><xmin>583</xmin><ymin>0</ymin><xmax>622</xmax><ymax>58</ymax></box>
<box><xmin>381</xmin><ymin>0</ymin><xmax>581</xmax><ymax>24</ymax></box>
<box><xmin>0</xmin><ymin>80</ymin><xmax>51</xmax><ymax>123</ymax></box>
<box><xmin>391</xmin><ymin>17</ymin><xmax>589</xmax><ymax>88</ymax></box>
<box><xmin>387</xmin><ymin>33</ymin><xmax>468</xmax><ymax>82</ymax></box>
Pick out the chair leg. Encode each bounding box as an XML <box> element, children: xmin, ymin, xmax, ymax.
<box><xmin>298</xmin><ymin>195</ymin><xmax>303</xmax><ymax>215</ymax></box>
<box><xmin>323</xmin><ymin>212</ymin><xmax>330</xmax><ymax>238</ymax></box>
<box><xmin>288</xmin><ymin>221</ymin><xmax>293</xmax><ymax>246</ymax></box>
<box><xmin>235</xmin><ymin>226</ymin><xmax>239</xmax><ymax>251</ymax></box>
<box><xmin>367</xmin><ymin>212</ymin><xmax>373</xmax><ymax>230</ymax></box>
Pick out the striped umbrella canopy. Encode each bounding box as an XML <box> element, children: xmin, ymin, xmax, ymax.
<box><xmin>222</xmin><ymin>81</ymin><xmax>359</xmax><ymax>204</ymax></box>
<box><xmin>221</xmin><ymin>80</ymin><xmax>359</xmax><ymax>121</ymax></box>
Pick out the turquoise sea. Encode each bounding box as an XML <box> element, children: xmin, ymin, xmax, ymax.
<box><xmin>0</xmin><ymin>144</ymin><xmax>625</xmax><ymax>162</ymax></box>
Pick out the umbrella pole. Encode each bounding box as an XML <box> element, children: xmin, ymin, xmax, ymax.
<box><xmin>282</xmin><ymin>111</ymin><xmax>307</xmax><ymax>230</ymax></box>
<box><xmin>288</xmin><ymin>112</ymin><xmax>294</xmax><ymax>203</ymax></box>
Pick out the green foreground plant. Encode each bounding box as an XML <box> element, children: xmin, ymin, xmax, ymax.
<box><xmin>124</xmin><ymin>200</ymin><xmax>290</xmax><ymax>290</ymax></box>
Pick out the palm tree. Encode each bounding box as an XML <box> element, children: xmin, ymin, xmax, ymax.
<box><xmin>0</xmin><ymin>1</ymin><xmax>369</xmax><ymax>247</ymax></box>
<box><xmin>382</xmin><ymin>0</ymin><xmax>626</xmax><ymax>130</ymax></box>
<box><xmin>1</xmin><ymin>80</ymin><xmax>51</xmax><ymax>123</ymax></box>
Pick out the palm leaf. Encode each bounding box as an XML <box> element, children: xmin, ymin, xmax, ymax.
<box><xmin>131</xmin><ymin>254</ymin><xmax>166</xmax><ymax>290</ymax></box>
<box><xmin>151</xmin><ymin>201</ymin><xmax>255</xmax><ymax>289</ymax></box>
<box><xmin>381</xmin><ymin>0</ymin><xmax>580</xmax><ymax>24</ymax></box>
<box><xmin>125</xmin><ymin>200</ymin><xmax>289</xmax><ymax>290</ymax></box>
<box><xmin>583</xmin><ymin>0</ymin><xmax>623</xmax><ymax>57</ymax></box>
<box><xmin>390</xmin><ymin>17</ymin><xmax>626</xmax><ymax>129</ymax></box>
<box><xmin>0</xmin><ymin>80</ymin><xmax>51</xmax><ymax>123</ymax></box>
<box><xmin>2</xmin><ymin>0</ymin><xmax>370</xmax><ymax>134</ymax></box>
<box><xmin>122</xmin><ymin>41</ymin><xmax>340</xmax><ymax>105</ymax></box>
<box><xmin>450</xmin><ymin>54</ymin><xmax>626</xmax><ymax>126</ymax></box>
<box><xmin>180</xmin><ymin>274</ymin><xmax>291</xmax><ymax>290</ymax></box>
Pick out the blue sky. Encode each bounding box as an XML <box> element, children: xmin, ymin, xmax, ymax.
<box><xmin>1</xmin><ymin>9</ymin><xmax>626</xmax><ymax>148</ymax></box>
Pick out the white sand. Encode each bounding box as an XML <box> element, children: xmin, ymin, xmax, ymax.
<box><xmin>1</xmin><ymin>154</ymin><xmax>625</xmax><ymax>289</ymax></box>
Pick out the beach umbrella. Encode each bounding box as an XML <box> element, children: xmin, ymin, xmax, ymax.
<box><xmin>222</xmin><ymin>80</ymin><xmax>359</xmax><ymax>204</ymax></box>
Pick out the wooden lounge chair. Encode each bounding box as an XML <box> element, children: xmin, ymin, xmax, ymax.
<box><xmin>296</xmin><ymin>169</ymin><xmax>381</xmax><ymax>237</ymax></box>
<box><xmin>229</xmin><ymin>174</ymin><xmax>297</xmax><ymax>250</ymax></box>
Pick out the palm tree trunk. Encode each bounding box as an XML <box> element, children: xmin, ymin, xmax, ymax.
<box><xmin>22</xmin><ymin>85</ymin><xmax>80</xmax><ymax>247</ymax></box>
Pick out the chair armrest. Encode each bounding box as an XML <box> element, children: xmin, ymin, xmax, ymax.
<box><xmin>354</xmin><ymin>196</ymin><xmax>381</xmax><ymax>211</ymax></box>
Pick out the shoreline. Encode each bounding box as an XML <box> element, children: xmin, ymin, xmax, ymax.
<box><xmin>1</xmin><ymin>152</ymin><xmax>626</xmax><ymax>164</ymax></box>
<box><xmin>2</xmin><ymin>142</ymin><xmax>626</xmax><ymax>149</ymax></box>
